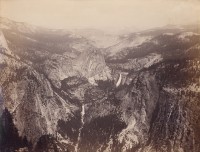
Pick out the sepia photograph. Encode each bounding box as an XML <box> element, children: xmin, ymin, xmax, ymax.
<box><xmin>0</xmin><ymin>0</ymin><xmax>200</xmax><ymax>151</ymax></box>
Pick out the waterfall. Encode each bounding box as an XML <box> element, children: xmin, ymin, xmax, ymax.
<box><xmin>116</xmin><ymin>73</ymin><xmax>122</xmax><ymax>87</ymax></box>
<box><xmin>75</xmin><ymin>104</ymin><xmax>85</xmax><ymax>152</ymax></box>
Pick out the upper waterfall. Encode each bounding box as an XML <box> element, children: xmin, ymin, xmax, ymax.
<box><xmin>116</xmin><ymin>73</ymin><xmax>122</xmax><ymax>87</ymax></box>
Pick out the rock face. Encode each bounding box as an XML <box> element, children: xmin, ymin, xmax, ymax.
<box><xmin>74</xmin><ymin>49</ymin><xmax>112</xmax><ymax>85</ymax></box>
<box><xmin>0</xmin><ymin>18</ymin><xmax>200</xmax><ymax>152</ymax></box>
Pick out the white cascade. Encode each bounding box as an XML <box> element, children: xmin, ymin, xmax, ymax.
<box><xmin>75</xmin><ymin>104</ymin><xmax>85</xmax><ymax>152</ymax></box>
<box><xmin>116</xmin><ymin>73</ymin><xmax>122</xmax><ymax>87</ymax></box>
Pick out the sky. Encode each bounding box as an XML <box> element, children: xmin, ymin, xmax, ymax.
<box><xmin>0</xmin><ymin>0</ymin><xmax>200</xmax><ymax>30</ymax></box>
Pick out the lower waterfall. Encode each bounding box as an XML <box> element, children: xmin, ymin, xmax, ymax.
<box><xmin>74</xmin><ymin>104</ymin><xmax>85</xmax><ymax>152</ymax></box>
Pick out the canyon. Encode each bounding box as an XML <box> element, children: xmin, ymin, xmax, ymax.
<box><xmin>0</xmin><ymin>18</ymin><xmax>200</xmax><ymax>152</ymax></box>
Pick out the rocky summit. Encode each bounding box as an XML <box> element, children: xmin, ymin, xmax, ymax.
<box><xmin>0</xmin><ymin>18</ymin><xmax>200</xmax><ymax>152</ymax></box>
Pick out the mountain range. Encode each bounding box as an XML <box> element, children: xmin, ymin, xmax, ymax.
<box><xmin>0</xmin><ymin>17</ymin><xmax>200</xmax><ymax>152</ymax></box>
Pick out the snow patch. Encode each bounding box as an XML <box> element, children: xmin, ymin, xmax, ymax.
<box><xmin>24</xmin><ymin>36</ymin><xmax>37</xmax><ymax>42</ymax></box>
<box><xmin>163</xmin><ymin>33</ymin><xmax>174</xmax><ymax>36</ymax></box>
<box><xmin>144</xmin><ymin>53</ymin><xmax>162</xmax><ymax>68</ymax></box>
<box><xmin>163</xmin><ymin>84</ymin><xmax>200</xmax><ymax>94</ymax></box>
<box><xmin>178</xmin><ymin>32</ymin><xmax>200</xmax><ymax>39</ymax></box>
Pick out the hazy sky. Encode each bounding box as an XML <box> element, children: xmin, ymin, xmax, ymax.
<box><xmin>0</xmin><ymin>0</ymin><xmax>200</xmax><ymax>30</ymax></box>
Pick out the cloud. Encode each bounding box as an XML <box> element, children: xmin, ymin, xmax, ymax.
<box><xmin>0</xmin><ymin>0</ymin><xmax>200</xmax><ymax>29</ymax></box>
